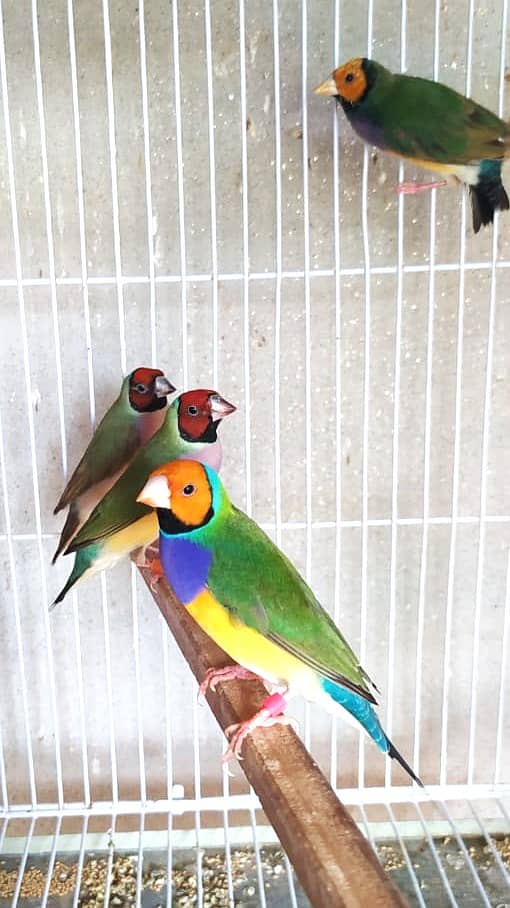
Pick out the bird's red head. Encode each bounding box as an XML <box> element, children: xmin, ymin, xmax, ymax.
<box><xmin>177</xmin><ymin>390</ymin><xmax>236</xmax><ymax>443</ymax></box>
<box><xmin>128</xmin><ymin>367</ymin><xmax>176</xmax><ymax>413</ymax></box>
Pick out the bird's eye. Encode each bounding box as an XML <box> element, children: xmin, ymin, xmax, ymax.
<box><xmin>187</xmin><ymin>405</ymin><xmax>198</xmax><ymax>416</ymax></box>
<box><xmin>345</xmin><ymin>72</ymin><xmax>355</xmax><ymax>83</ymax></box>
<box><xmin>183</xmin><ymin>484</ymin><xmax>196</xmax><ymax>496</ymax></box>
<box><xmin>135</xmin><ymin>383</ymin><xmax>148</xmax><ymax>394</ymax></box>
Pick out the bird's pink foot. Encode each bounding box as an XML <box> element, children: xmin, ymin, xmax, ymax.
<box><xmin>395</xmin><ymin>179</ymin><xmax>448</xmax><ymax>195</ymax></box>
<box><xmin>198</xmin><ymin>665</ymin><xmax>260</xmax><ymax>703</ymax></box>
<box><xmin>148</xmin><ymin>557</ymin><xmax>164</xmax><ymax>590</ymax></box>
<box><xmin>223</xmin><ymin>691</ymin><xmax>298</xmax><ymax>762</ymax></box>
<box><xmin>133</xmin><ymin>541</ymin><xmax>159</xmax><ymax>568</ymax></box>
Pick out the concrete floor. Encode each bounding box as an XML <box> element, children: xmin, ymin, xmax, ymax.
<box><xmin>0</xmin><ymin>0</ymin><xmax>509</xmax><ymax>811</ymax></box>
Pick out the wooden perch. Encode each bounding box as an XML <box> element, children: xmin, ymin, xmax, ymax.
<box><xmin>139</xmin><ymin>567</ymin><xmax>409</xmax><ymax>908</ymax></box>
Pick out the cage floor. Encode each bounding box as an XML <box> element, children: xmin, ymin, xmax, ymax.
<box><xmin>1</xmin><ymin>791</ymin><xmax>509</xmax><ymax>906</ymax></box>
<box><xmin>1</xmin><ymin>833</ymin><xmax>509</xmax><ymax>907</ymax></box>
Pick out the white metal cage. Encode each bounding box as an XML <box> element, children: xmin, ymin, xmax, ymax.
<box><xmin>0</xmin><ymin>0</ymin><xmax>509</xmax><ymax>904</ymax></box>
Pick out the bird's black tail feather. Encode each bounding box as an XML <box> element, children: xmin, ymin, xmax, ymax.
<box><xmin>387</xmin><ymin>739</ymin><xmax>424</xmax><ymax>788</ymax></box>
<box><xmin>52</xmin><ymin>502</ymin><xmax>80</xmax><ymax>564</ymax></box>
<box><xmin>470</xmin><ymin>162</ymin><xmax>509</xmax><ymax>233</ymax></box>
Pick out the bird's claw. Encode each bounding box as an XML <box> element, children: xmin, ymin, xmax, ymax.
<box><xmin>223</xmin><ymin>713</ymin><xmax>298</xmax><ymax>762</ymax></box>
<box><xmin>197</xmin><ymin>665</ymin><xmax>260</xmax><ymax>704</ymax></box>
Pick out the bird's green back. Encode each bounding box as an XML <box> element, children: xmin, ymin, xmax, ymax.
<box><xmin>363</xmin><ymin>61</ymin><xmax>509</xmax><ymax>164</ymax></box>
<box><xmin>196</xmin><ymin>499</ymin><xmax>376</xmax><ymax>702</ymax></box>
<box><xmin>69</xmin><ymin>401</ymin><xmax>183</xmax><ymax>549</ymax></box>
<box><xmin>55</xmin><ymin>375</ymin><xmax>141</xmax><ymax>512</ymax></box>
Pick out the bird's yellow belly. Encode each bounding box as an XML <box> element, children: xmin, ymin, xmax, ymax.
<box><xmin>395</xmin><ymin>152</ymin><xmax>479</xmax><ymax>184</ymax></box>
<box><xmin>186</xmin><ymin>590</ymin><xmax>312</xmax><ymax>688</ymax></box>
<box><xmin>103</xmin><ymin>512</ymin><xmax>159</xmax><ymax>557</ymax></box>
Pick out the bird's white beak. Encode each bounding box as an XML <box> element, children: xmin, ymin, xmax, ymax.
<box><xmin>209</xmin><ymin>394</ymin><xmax>237</xmax><ymax>420</ymax></box>
<box><xmin>154</xmin><ymin>375</ymin><xmax>176</xmax><ymax>397</ymax></box>
<box><xmin>314</xmin><ymin>77</ymin><xmax>338</xmax><ymax>97</ymax></box>
<box><xmin>137</xmin><ymin>474</ymin><xmax>171</xmax><ymax>509</ymax></box>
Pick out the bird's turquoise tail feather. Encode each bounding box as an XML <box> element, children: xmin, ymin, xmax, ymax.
<box><xmin>322</xmin><ymin>677</ymin><xmax>423</xmax><ymax>787</ymax></box>
<box><xmin>470</xmin><ymin>160</ymin><xmax>509</xmax><ymax>233</ymax></box>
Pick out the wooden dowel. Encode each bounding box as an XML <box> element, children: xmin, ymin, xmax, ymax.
<box><xmin>139</xmin><ymin>567</ymin><xmax>409</xmax><ymax>908</ymax></box>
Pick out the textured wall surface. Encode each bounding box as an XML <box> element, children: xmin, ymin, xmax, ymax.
<box><xmin>0</xmin><ymin>0</ymin><xmax>509</xmax><ymax>812</ymax></box>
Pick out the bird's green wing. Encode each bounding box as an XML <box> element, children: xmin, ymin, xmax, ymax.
<box><xmin>369</xmin><ymin>73</ymin><xmax>509</xmax><ymax>164</ymax></box>
<box><xmin>67</xmin><ymin>441</ymin><xmax>160</xmax><ymax>549</ymax></box>
<box><xmin>54</xmin><ymin>382</ymin><xmax>140</xmax><ymax>513</ymax></box>
<box><xmin>205</xmin><ymin>507</ymin><xmax>376</xmax><ymax>703</ymax></box>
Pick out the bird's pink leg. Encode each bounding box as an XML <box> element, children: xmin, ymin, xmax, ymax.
<box><xmin>133</xmin><ymin>545</ymin><xmax>164</xmax><ymax>590</ymax></box>
<box><xmin>146</xmin><ymin>557</ymin><xmax>164</xmax><ymax>591</ymax></box>
<box><xmin>223</xmin><ymin>691</ymin><xmax>298</xmax><ymax>762</ymax></box>
<box><xmin>198</xmin><ymin>665</ymin><xmax>260</xmax><ymax>702</ymax></box>
<box><xmin>395</xmin><ymin>179</ymin><xmax>448</xmax><ymax>195</ymax></box>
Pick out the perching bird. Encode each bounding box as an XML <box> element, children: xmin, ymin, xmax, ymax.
<box><xmin>52</xmin><ymin>367</ymin><xmax>176</xmax><ymax>562</ymax></box>
<box><xmin>137</xmin><ymin>459</ymin><xmax>423</xmax><ymax>785</ymax></box>
<box><xmin>315</xmin><ymin>57</ymin><xmax>510</xmax><ymax>232</ymax></box>
<box><xmin>52</xmin><ymin>390</ymin><xmax>236</xmax><ymax>606</ymax></box>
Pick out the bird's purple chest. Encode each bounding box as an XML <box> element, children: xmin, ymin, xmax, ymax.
<box><xmin>343</xmin><ymin>104</ymin><xmax>387</xmax><ymax>150</ymax></box>
<box><xmin>159</xmin><ymin>535</ymin><xmax>212</xmax><ymax>605</ymax></box>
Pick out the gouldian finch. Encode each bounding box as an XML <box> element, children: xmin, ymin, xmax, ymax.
<box><xmin>315</xmin><ymin>58</ymin><xmax>510</xmax><ymax>232</ymax></box>
<box><xmin>53</xmin><ymin>367</ymin><xmax>175</xmax><ymax>562</ymax></box>
<box><xmin>52</xmin><ymin>391</ymin><xmax>236</xmax><ymax>606</ymax></box>
<box><xmin>137</xmin><ymin>460</ymin><xmax>422</xmax><ymax>785</ymax></box>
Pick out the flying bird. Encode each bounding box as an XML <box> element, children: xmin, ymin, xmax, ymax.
<box><xmin>315</xmin><ymin>57</ymin><xmax>510</xmax><ymax>232</ymax></box>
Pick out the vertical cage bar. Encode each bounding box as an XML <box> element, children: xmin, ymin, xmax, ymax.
<box><xmin>100</xmin><ymin>574</ymin><xmax>119</xmax><ymax>803</ymax></box>
<box><xmin>221</xmin><ymin>755</ymin><xmax>235</xmax><ymax>908</ymax></box>
<box><xmin>358</xmin><ymin>0</ymin><xmax>374</xmax><ymax>788</ymax></box>
<box><xmin>204</xmin><ymin>0</ymin><xmax>219</xmax><ymax>387</ymax></box>
<box><xmin>248</xmin><ymin>806</ymin><xmax>268</xmax><ymax>908</ymax></box>
<box><xmin>66</xmin><ymin>0</ymin><xmax>95</xmax><ymax>424</ymax></box>
<box><xmin>385</xmin><ymin>1</ymin><xmax>407</xmax><ymax>787</ymax></box>
<box><xmin>71</xmin><ymin>815</ymin><xmax>89</xmax><ymax>908</ymax></box>
<box><xmin>495</xmin><ymin>546</ymin><xmax>510</xmax><ymax>783</ymax></box>
<box><xmin>31</xmin><ymin>0</ymin><xmax>67</xmax><ymax>474</ymax></box>
<box><xmin>40</xmin><ymin>815</ymin><xmax>62</xmax><ymax>908</ymax></box>
<box><xmin>10</xmin><ymin>817</ymin><xmax>36</xmax><ymax>908</ymax></box>
<box><xmin>131</xmin><ymin>569</ymin><xmax>147</xmax><ymax>804</ymax></box>
<box><xmin>135</xmin><ymin>811</ymin><xmax>145</xmax><ymax>907</ymax></box>
<box><xmin>102</xmin><ymin>814</ymin><xmax>117</xmax><ymax>908</ymax></box>
<box><xmin>440</xmin><ymin>801</ymin><xmax>491</xmax><ymax>908</ymax></box>
<box><xmin>272</xmin><ymin>0</ymin><xmax>283</xmax><ymax>549</ymax></box>
<box><xmin>440</xmin><ymin>0</ymin><xmax>473</xmax><ymax>787</ymax></box>
<box><xmin>301</xmin><ymin>0</ymin><xmax>312</xmax><ymax>753</ymax></box>
<box><xmin>330</xmin><ymin>0</ymin><xmax>342</xmax><ymax>789</ymax></box>
<box><xmin>238</xmin><ymin>0</ymin><xmax>252</xmax><ymax>514</ymax></box>
<box><xmin>414</xmin><ymin>801</ymin><xmax>458</xmax><ymax>907</ymax></box>
<box><xmin>70</xmin><ymin>590</ymin><xmax>91</xmax><ymax>806</ymax></box>
<box><xmin>101</xmin><ymin>0</ymin><xmax>126</xmax><ymax>370</ymax></box>
<box><xmin>385</xmin><ymin>804</ymin><xmax>427</xmax><ymax>908</ymax></box>
<box><xmin>469</xmin><ymin>801</ymin><xmax>510</xmax><ymax>886</ymax></box>
<box><xmin>191</xmin><ymin>690</ymin><xmax>204</xmax><ymax>907</ymax></box>
<box><xmin>138</xmin><ymin>0</ymin><xmax>158</xmax><ymax>365</ymax></box>
<box><xmin>170</xmin><ymin>0</ymin><xmax>189</xmax><ymax>386</ymax></box>
<box><xmin>413</xmin><ymin>0</ymin><xmax>440</xmax><ymax>776</ymax></box>
<box><xmin>467</xmin><ymin>0</ymin><xmax>508</xmax><ymax>787</ymax></box>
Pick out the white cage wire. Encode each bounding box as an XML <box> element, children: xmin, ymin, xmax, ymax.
<box><xmin>0</xmin><ymin>0</ymin><xmax>509</xmax><ymax>905</ymax></box>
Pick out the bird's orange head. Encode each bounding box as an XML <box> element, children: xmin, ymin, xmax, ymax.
<box><xmin>137</xmin><ymin>460</ymin><xmax>214</xmax><ymax>529</ymax></box>
<box><xmin>314</xmin><ymin>57</ymin><xmax>369</xmax><ymax>105</ymax></box>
